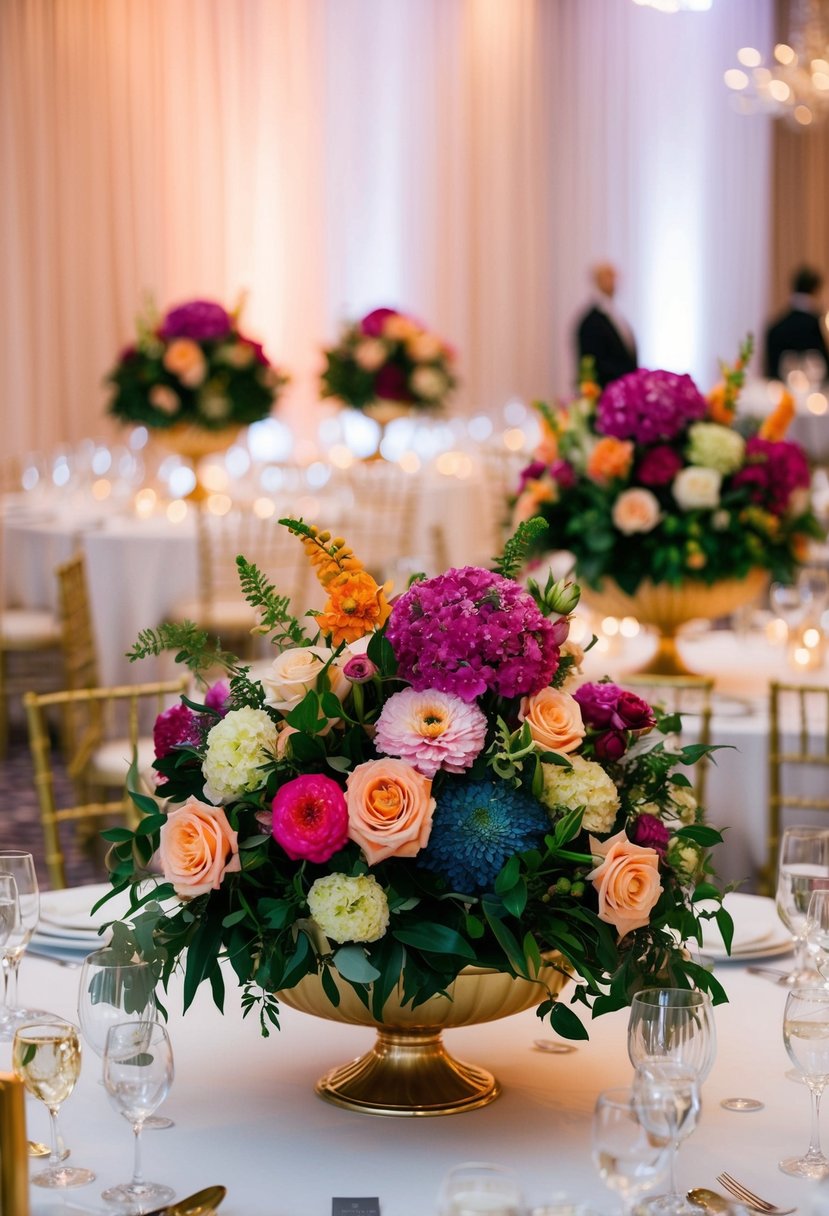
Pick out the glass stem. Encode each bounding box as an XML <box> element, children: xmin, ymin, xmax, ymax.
<box><xmin>807</xmin><ymin>1083</ymin><xmax>825</xmax><ymax>1162</ymax></box>
<box><xmin>666</xmin><ymin>1135</ymin><xmax>680</xmax><ymax>1197</ymax></box>
<box><xmin>0</xmin><ymin>953</ymin><xmax>19</xmax><ymax>1012</ymax></box>
<box><xmin>795</xmin><ymin>935</ymin><xmax>809</xmax><ymax>977</ymax></box>
<box><xmin>132</xmin><ymin>1121</ymin><xmax>145</xmax><ymax>1186</ymax></box>
<box><xmin>47</xmin><ymin>1105</ymin><xmax>62</xmax><ymax>1168</ymax></box>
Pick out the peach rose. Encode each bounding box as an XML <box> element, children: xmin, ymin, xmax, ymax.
<box><xmin>158</xmin><ymin>795</ymin><xmax>240</xmax><ymax>899</ymax></box>
<box><xmin>611</xmin><ymin>487</ymin><xmax>662</xmax><ymax>535</ymax></box>
<box><xmin>519</xmin><ymin>687</ymin><xmax>585</xmax><ymax>755</ymax></box>
<box><xmin>163</xmin><ymin>338</ymin><xmax>207</xmax><ymax>388</ymax></box>
<box><xmin>587</xmin><ymin>829</ymin><xmax>662</xmax><ymax>939</ymax></box>
<box><xmin>345</xmin><ymin>758</ymin><xmax>435</xmax><ymax>864</ymax></box>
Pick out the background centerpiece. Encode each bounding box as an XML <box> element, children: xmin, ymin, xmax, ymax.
<box><xmin>513</xmin><ymin>340</ymin><xmax>821</xmax><ymax>674</ymax></box>
<box><xmin>105</xmin><ymin>517</ymin><xmax>728</xmax><ymax>1116</ymax></box>
<box><xmin>107</xmin><ymin>296</ymin><xmax>287</xmax><ymax>497</ymax></box>
<box><xmin>320</xmin><ymin>306</ymin><xmax>457</xmax><ymax>446</ymax></box>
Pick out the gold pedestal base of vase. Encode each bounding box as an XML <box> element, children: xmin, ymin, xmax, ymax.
<box><xmin>581</xmin><ymin>570</ymin><xmax>769</xmax><ymax>677</ymax></box>
<box><xmin>153</xmin><ymin>423</ymin><xmax>242</xmax><ymax>501</ymax></box>
<box><xmin>315</xmin><ymin>1027</ymin><xmax>498</xmax><ymax>1117</ymax></box>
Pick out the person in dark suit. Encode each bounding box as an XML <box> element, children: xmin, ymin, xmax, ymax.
<box><xmin>574</xmin><ymin>262</ymin><xmax>638</xmax><ymax>389</ymax></box>
<box><xmin>764</xmin><ymin>265</ymin><xmax>829</xmax><ymax>382</ymax></box>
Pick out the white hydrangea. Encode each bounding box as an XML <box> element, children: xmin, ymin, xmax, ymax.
<box><xmin>307</xmin><ymin>873</ymin><xmax>390</xmax><ymax>944</ymax></box>
<box><xmin>686</xmin><ymin>422</ymin><xmax>745</xmax><ymax>475</ymax></box>
<box><xmin>669</xmin><ymin>783</ymin><xmax>698</xmax><ymax>825</ymax></box>
<box><xmin>667</xmin><ymin>836</ymin><xmax>702</xmax><ymax>881</ymax></box>
<box><xmin>202</xmin><ymin>707</ymin><xmax>278</xmax><ymax>804</ymax></box>
<box><xmin>539</xmin><ymin>755</ymin><xmax>620</xmax><ymax>835</ymax></box>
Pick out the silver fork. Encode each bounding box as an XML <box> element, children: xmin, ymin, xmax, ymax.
<box><xmin>716</xmin><ymin>1172</ymin><xmax>797</xmax><ymax>1215</ymax></box>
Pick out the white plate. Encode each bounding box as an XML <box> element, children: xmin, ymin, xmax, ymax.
<box><xmin>39</xmin><ymin>883</ymin><xmax>131</xmax><ymax>932</ymax></box>
<box><xmin>33</xmin><ymin>922</ymin><xmax>109</xmax><ymax>945</ymax></box>
<box><xmin>699</xmin><ymin>892</ymin><xmax>793</xmax><ymax>961</ymax></box>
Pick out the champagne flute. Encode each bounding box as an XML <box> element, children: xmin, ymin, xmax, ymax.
<box><xmin>776</xmin><ymin>827</ymin><xmax>829</xmax><ymax>985</ymax></box>
<box><xmin>781</xmin><ymin>987</ymin><xmax>829</xmax><ymax>1178</ymax></box>
<box><xmin>12</xmin><ymin>1020</ymin><xmax>95</xmax><ymax>1188</ymax></box>
<box><xmin>631</xmin><ymin>1061</ymin><xmax>700</xmax><ymax>1215</ymax></box>
<box><xmin>0</xmin><ymin>850</ymin><xmax>49</xmax><ymax>1039</ymax></box>
<box><xmin>627</xmin><ymin>989</ymin><xmax>716</xmax><ymax>1084</ymax></box>
<box><xmin>437</xmin><ymin>1163</ymin><xmax>524</xmax><ymax>1215</ymax></box>
<box><xmin>805</xmin><ymin>890</ymin><xmax>829</xmax><ymax>980</ymax></box>
<box><xmin>592</xmin><ymin>1086</ymin><xmax>670</xmax><ymax>1215</ymax></box>
<box><xmin>0</xmin><ymin>875</ymin><xmax>18</xmax><ymax>950</ymax></box>
<box><xmin>102</xmin><ymin>1021</ymin><xmax>175</xmax><ymax>1208</ymax></box>
<box><xmin>77</xmin><ymin>948</ymin><xmax>172</xmax><ymax>1129</ymax></box>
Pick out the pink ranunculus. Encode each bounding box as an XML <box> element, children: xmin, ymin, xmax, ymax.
<box><xmin>593</xmin><ymin>729</ymin><xmax>627</xmax><ymax>762</ymax></box>
<box><xmin>360</xmin><ymin>307</ymin><xmax>398</xmax><ymax>338</ymax></box>
<box><xmin>574</xmin><ymin>682</ymin><xmax>654</xmax><ymax>734</ymax></box>
<box><xmin>588</xmin><ymin>830</ymin><xmax>662</xmax><ymax>938</ymax></box>
<box><xmin>616</xmin><ymin>690</ymin><xmax>654</xmax><ymax>730</ymax></box>
<box><xmin>345</xmin><ymin>758</ymin><xmax>436</xmax><ymax>864</ymax></box>
<box><xmin>342</xmin><ymin>654</ymin><xmax>378</xmax><ymax>684</ymax></box>
<box><xmin>271</xmin><ymin>774</ymin><xmax>349</xmax><ymax>864</ymax></box>
<box><xmin>153</xmin><ymin>703</ymin><xmax>202</xmax><ymax>759</ymax></box>
<box><xmin>549</xmin><ymin>614</ymin><xmax>571</xmax><ymax>647</ymax></box>
<box><xmin>158</xmin><ymin>796</ymin><xmax>240</xmax><ymax>899</ymax></box>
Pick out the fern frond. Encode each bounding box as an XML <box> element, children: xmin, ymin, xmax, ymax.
<box><xmin>235</xmin><ymin>556</ymin><xmax>307</xmax><ymax>647</ymax></box>
<box><xmin>492</xmin><ymin>517</ymin><xmax>549</xmax><ymax>580</ymax></box>
<box><xmin>127</xmin><ymin>623</ymin><xmax>236</xmax><ymax>674</ymax></box>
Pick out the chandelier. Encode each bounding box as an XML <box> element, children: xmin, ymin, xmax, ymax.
<box><xmin>724</xmin><ymin>0</ymin><xmax>829</xmax><ymax>126</ymax></box>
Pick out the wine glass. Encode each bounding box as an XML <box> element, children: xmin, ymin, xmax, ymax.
<box><xmin>592</xmin><ymin>1086</ymin><xmax>670</xmax><ymax>1215</ymax></box>
<box><xmin>0</xmin><ymin>875</ymin><xmax>19</xmax><ymax>950</ymax></box>
<box><xmin>102</xmin><ymin>1021</ymin><xmax>175</xmax><ymax>1208</ymax></box>
<box><xmin>627</xmin><ymin>989</ymin><xmax>716</xmax><ymax>1084</ymax></box>
<box><xmin>781</xmin><ymin>986</ymin><xmax>829</xmax><ymax>1179</ymax></box>
<box><xmin>769</xmin><ymin>581</ymin><xmax>813</xmax><ymax>637</ymax></box>
<box><xmin>776</xmin><ymin>827</ymin><xmax>829</xmax><ymax>984</ymax></box>
<box><xmin>12</xmin><ymin>1020</ymin><xmax>95</xmax><ymax>1188</ymax></box>
<box><xmin>437</xmin><ymin>1162</ymin><xmax>524</xmax><ymax>1215</ymax></box>
<box><xmin>78</xmin><ymin>948</ymin><xmax>173</xmax><ymax>1131</ymax></box>
<box><xmin>805</xmin><ymin>890</ymin><xmax>829</xmax><ymax>980</ymax></box>
<box><xmin>631</xmin><ymin>1061</ymin><xmax>701</xmax><ymax>1215</ymax></box>
<box><xmin>0</xmin><ymin>850</ymin><xmax>49</xmax><ymax>1039</ymax></box>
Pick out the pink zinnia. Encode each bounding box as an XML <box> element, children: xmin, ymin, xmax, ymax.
<box><xmin>271</xmin><ymin>774</ymin><xmax>349</xmax><ymax>863</ymax></box>
<box><xmin>375</xmin><ymin>688</ymin><xmax>488</xmax><ymax>778</ymax></box>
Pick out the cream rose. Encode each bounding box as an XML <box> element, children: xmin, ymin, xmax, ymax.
<box><xmin>261</xmin><ymin>645</ymin><xmax>338</xmax><ymax>713</ymax></box>
<box><xmin>148</xmin><ymin>385</ymin><xmax>180</xmax><ymax>415</ymax></box>
<box><xmin>409</xmin><ymin>365</ymin><xmax>447</xmax><ymax>401</ymax></box>
<box><xmin>345</xmin><ymin>758</ymin><xmax>435</xmax><ymax>864</ymax></box>
<box><xmin>672</xmin><ymin>466</ymin><xmax>722</xmax><ymax>511</ymax></box>
<box><xmin>407</xmin><ymin>332</ymin><xmax>444</xmax><ymax>362</ymax></box>
<box><xmin>612</xmin><ymin>488</ymin><xmax>662</xmax><ymax>535</ymax></box>
<box><xmin>588</xmin><ymin>829</ymin><xmax>662</xmax><ymax>939</ymax></box>
<box><xmin>162</xmin><ymin>338</ymin><xmax>207</xmax><ymax>388</ymax></box>
<box><xmin>354</xmin><ymin>338</ymin><xmax>388</xmax><ymax>372</ymax></box>
<box><xmin>519</xmin><ymin>688</ymin><xmax>585</xmax><ymax>754</ymax></box>
<box><xmin>158</xmin><ymin>795</ymin><xmax>240</xmax><ymax>899</ymax></box>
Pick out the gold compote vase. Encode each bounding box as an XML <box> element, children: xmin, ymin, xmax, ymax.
<box><xmin>278</xmin><ymin>954</ymin><xmax>570</xmax><ymax>1117</ymax></box>
<box><xmin>153</xmin><ymin>423</ymin><xmax>242</xmax><ymax>501</ymax></box>
<box><xmin>581</xmin><ymin>568</ymin><xmax>768</xmax><ymax>676</ymax></box>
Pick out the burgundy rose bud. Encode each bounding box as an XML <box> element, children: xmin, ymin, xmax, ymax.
<box><xmin>616</xmin><ymin>690</ymin><xmax>655</xmax><ymax>732</ymax></box>
<box><xmin>594</xmin><ymin>729</ymin><xmax>627</xmax><ymax>762</ymax></box>
<box><xmin>343</xmin><ymin>655</ymin><xmax>378</xmax><ymax>684</ymax></box>
<box><xmin>632</xmin><ymin>813</ymin><xmax>671</xmax><ymax>855</ymax></box>
<box><xmin>549</xmin><ymin>614</ymin><xmax>571</xmax><ymax>647</ymax></box>
<box><xmin>573</xmin><ymin>682</ymin><xmax>623</xmax><ymax>729</ymax></box>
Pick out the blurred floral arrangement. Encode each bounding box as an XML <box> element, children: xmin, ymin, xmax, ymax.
<box><xmin>107</xmin><ymin>297</ymin><xmax>287</xmax><ymax>431</ymax></box>
<box><xmin>104</xmin><ymin>516</ymin><xmax>728</xmax><ymax>1040</ymax></box>
<box><xmin>513</xmin><ymin>339</ymin><xmax>822</xmax><ymax>594</ymax></box>
<box><xmin>320</xmin><ymin>307</ymin><xmax>458</xmax><ymax>415</ymax></box>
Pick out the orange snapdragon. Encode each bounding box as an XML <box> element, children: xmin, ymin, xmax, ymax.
<box><xmin>587</xmin><ymin>436</ymin><xmax>634</xmax><ymax>484</ymax></box>
<box><xmin>759</xmin><ymin>389</ymin><xmax>795</xmax><ymax>442</ymax></box>
<box><xmin>316</xmin><ymin>569</ymin><xmax>392</xmax><ymax>646</ymax></box>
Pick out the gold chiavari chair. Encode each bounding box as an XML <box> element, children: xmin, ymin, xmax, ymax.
<box><xmin>55</xmin><ymin>551</ymin><xmax>100</xmax><ymax>691</ymax></box>
<box><xmin>24</xmin><ymin>677</ymin><xmax>188</xmax><ymax>889</ymax></box>
<box><xmin>763</xmin><ymin>680</ymin><xmax>829</xmax><ymax>896</ymax></box>
<box><xmin>620</xmin><ymin>673</ymin><xmax>715</xmax><ymax>806</ymax></box>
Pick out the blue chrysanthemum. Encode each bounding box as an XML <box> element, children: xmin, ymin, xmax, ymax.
<box><xmin>421</xmin><ymin>779</ymin><xmax>549</xmax><ymax>893</ymax></box>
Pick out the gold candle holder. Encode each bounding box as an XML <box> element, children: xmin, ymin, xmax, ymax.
<box><xmin>0</xmin><ymin>1072</ymin><xmax>30</xmax><ymax>1216</ymax></box>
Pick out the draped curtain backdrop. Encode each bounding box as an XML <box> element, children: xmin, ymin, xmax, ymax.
<box><xmin>0</xmin><ymin>0</ymin><xmax>772</xmax><ymax>461</ymax></box>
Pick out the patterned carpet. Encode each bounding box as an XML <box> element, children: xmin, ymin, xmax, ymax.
<box><xmin>0</xmin><ymin>729</ymin><xmax>103</xmax><ymax>890</ymax></box>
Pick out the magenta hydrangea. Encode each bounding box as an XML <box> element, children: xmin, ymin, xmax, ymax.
<box><xmin>386</xmin><ymin>566</ymin><xmax>560</xmax><ymax>702</ymax></box>
<box><xmin>636</xmin><ymin>445</ymin><xmax>684</xmax><ymax>487</ymax></box>
<box><xmin>632</xmin><ymin>813</ymin><xmax>671</xmax><ymax>855</ymax></box>
<box><xmin>271</xmin><ymin>774</ymin><xmax>349</xmax><ymax>864</ymax></box>
<box><xmin>153</xmin><ymin>703</ymin><xmax>203</xmax><ymax>759</ymax></box>
<box><xmin>732</xmin><ymin>437</ymin><xmax>811</xmax><ymax>516</ymax></box>
<box><xmin>159</xmin><ymin>299</ymin><xmax>232</xmax><ymax>342</ymax></box>
<box><xmin>597</xmin><ymin>370</ymin><xmax>707</xmax><ymax>445</ymax></box>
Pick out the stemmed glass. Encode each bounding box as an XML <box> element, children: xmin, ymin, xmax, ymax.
<box><xmin>0</xmin><ymin>850</ymin><xmax>47</xmax><ymax>1039</ymax></box>
<box><xmin>631</xmin><ymin>1061</ymin><xmax>701</xmax><ymax>1215</ymax></box>
<box><xmin>437</xmin><ymin>1163</ymin><xmax>525</xmax><ymax>1215</ymax></box>
<box><xmin>592</xmin><ymin>1087</ymin><xmax>670</xmax><ymax>1215</ymax></box>
<box><xmin>627</xmin><ymin>989</ymin><xmax>717</xmax><ymax>1083</ymax></box>
<box><xmin>805</xmin><ymin>890</ymin><xmax>829</xmax><ymax>980</ymax></box>
<box><xmin>102</xmin><ymin>1021</ymin><xmax>175</xmax><ymax>1208</ymax></box>
<box><xmin>776</xmin><ymin>827</ymin><xmax>829</xmax><ymax>984</ymax></box>
<box><xmin>769</xmin><ymin>581</ymin><xmax>813</xmax><ymax>637</ymax></box>
<box><xmin>0</xmin><ymin>875</ymin><xmax>19</xmax><ymax>950</ymax></box>
<box><xmin>78</xmin><ymin>948</ymin><xmax>172</xmax><ymax>1129</ymax></box>
<box><xmin>781</xmin><ymin>987</ymin><xmax>829</xmax><ymax>1179</ymax></box>
<box><xmin>12</xmin><ymin>1020</ymin><xmax>95</xmax><ymax>1188</ymax></box>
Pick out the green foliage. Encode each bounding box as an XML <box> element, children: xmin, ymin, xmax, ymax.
<box><xmin>127</xmin><ymin>622</ymin><xmax>236</xmax><ymax>676</ymax></box>
<box><xmin>491</xmin><ymin>517</ymin><xmax>549</xmax><ymax>580</ymax></box>
<box><xmin>235</xmin><ymin>557</ymin><xmax>307</xmax><ymax>647</ymax></box>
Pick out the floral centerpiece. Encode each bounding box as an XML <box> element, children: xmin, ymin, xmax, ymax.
<box><xmin>107</xmin><ymin>297</ymin><xmax>287</xmax><ymax>432</ymax></box>
<box><xmin>514</xmin><ymin>340</ymin><xmax>820</xmax><ymax>595</ymax></box>
<box><xmin>320</xmin><ymin>306</ymin><xmax>457</xmax><ymax>416</ymax></box>
<box><xmin>103</xmin><ymin>517</ymin><xmax>729</xmax><ymax>1111</ymax></box>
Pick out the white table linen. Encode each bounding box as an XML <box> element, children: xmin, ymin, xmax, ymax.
<box><xmin>5</xmin><ymin>950</ymin><xmax>818</xmax><ymax>1216</ymax></box>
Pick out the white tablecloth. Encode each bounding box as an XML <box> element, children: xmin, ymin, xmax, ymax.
<box><xmin>4</xmin><ymin>952</ymin><xmax>819</xmax><ymax>1216</ymax></box>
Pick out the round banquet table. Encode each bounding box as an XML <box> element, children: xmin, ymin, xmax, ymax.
<box><xmin>5</xmin><ymin>953</ymin><xmax>819</xmax><ymax>1216</ymax></box>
